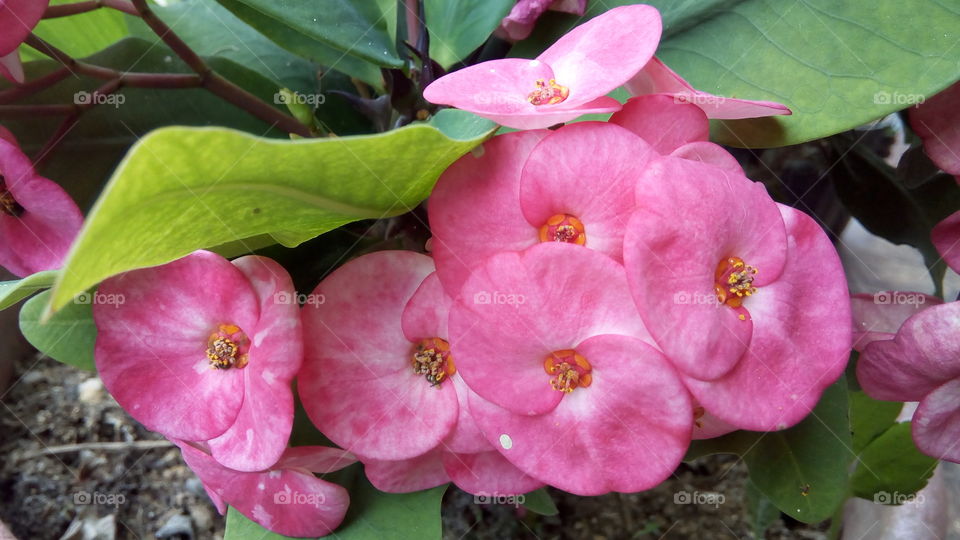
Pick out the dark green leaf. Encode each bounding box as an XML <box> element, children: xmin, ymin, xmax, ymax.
<box><xmin>19</xmin><ymin>290</ymin><xmax>96</xmax><ymax>371</ymax></box>
<box><xmin>850</xmin><ymin>390</ymin><xmax>902</xmax><ymax>454</ymax></box>
<box><xmin>746</xmin><ymin>479</ymin><xmax>780</xmax><ymax>539</ymax></box>
<box><xmin>521</xmin><ymin>487</ymin><xmax>558</xmax><ymax>516</ymax></box>
<box><xmin>424</xmin><ymin>0</ymin><xmax>515</xmax><ymax>68</ymax></box>
<box><xmin>333</xmin><ymin>475</ymin><xmax>447</xmax><ymax>539</ymax></box>
<box><xmin>850</xmin><ymin>422</ymin><xmax>937</xmax><ymax>502</ymax></box>
<box><xmin>225</xmin><ymin>506</ymin><xmax>296</xmax><ymax>539</ymax></box>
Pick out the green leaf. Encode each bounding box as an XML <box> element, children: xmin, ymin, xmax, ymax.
<box><xmin>21</xmin><ymin>0</ymin><xmax>129</xmax><ymax>60</ymax></box>
<box><xmin>47</xmin><ymin>109</ymin><xmax>495</xmax><ymax>312</ymax></box>
<box><xmin>850</xmin><ymin>422</ymin><xmax>938</xmax><ymax>502</ymax></box>
<box><xmin>334</xmin><ymin>476</ymin><xmax>447</xmax><ymax>539</ymax></box>
<box><xmin>225</xmin><ymin>506</ymin><xmax>296</xmax><ymax>539</ymax></box>
<box><xmin>521</xmin><ymin>488</ymin><xmax>558</xmax><ymax>516</ymax></box>
<box><xmin>19</xmin><ymin>290</ymin><xmax>96</xmax><ymax>371</ymax></box>
<box><xmin>850</xmin><ymin>390</ymin><xmax>903</xmax><ymax>454</ymax></box>
<box><xmin>746</xmin><ymin>480</ymin><xmax>780</xmax><ymax>539</ymax></box>
<box><xmin>424</xmin><ymin>0</ymin><xmax>514</xmax><ymax>68</ymax></box>
<box><xmin>213</xmin><ymin>0</ymin><xmax>402</xmax><ymax>69</ymax></box>
<box><xmin>0</xmin><ymin>271</ymin><xmax>58</xmax><ymax>310</ymax></box>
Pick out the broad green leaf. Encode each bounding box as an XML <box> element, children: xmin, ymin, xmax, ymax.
<box><xmin>521</xmin><ymin>488</ymin><xmax>558</xmax><ymax>516</ymax></box>
<box><xmin>213</xmin><ymin>0</ymin><xmax>402</xmax><ymax>68</ymax></box>
<box><xmin>746</xmin><ymin>480</ymin><xmax>780</xmax><ymax>539</ymax></box>
<box><xmin>850</xmin><ymin>390</ymin><xmax>903</xmax><ymax>454</ymax></box>
<box><xmin>19</xmin><ymin>290</ymin><xmax>96</xmax><ymax>371</ymax></box>
<box><xmin>851</xmin><ymin>422</ymin><xmax>937</xmax><ymax>502</ymax></box>
<box><xmin>47</xmin><ymin>109</ymin><xmax>495</xmax><ymax>312</ymax></box>
<box><xmin>0</xmin><ymin>271</ymin><xmax>58</xmax><ymax>310</ymax></box>
<box><xmin>424</xmin><ymin>0</ymin><xmax>514</xmax><ymax>68</ymax></box>
<box><xmin>225</xmin><ymin>506</ymin><xmax>295</xmax><ymax>539</ymax></box>
<box><xmin>21</xmin><ymin>0</ymin><xmax>129</xmax><ymax>61</ymax></box>
<box><xmin>333</xmin><ymin>477</ymin><xmax>447</xmax><ymax>539</ymax></box>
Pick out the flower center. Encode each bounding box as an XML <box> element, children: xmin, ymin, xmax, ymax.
<box><xmin>206</xmin><ymin>324</ymin><xmax>249</xmax><ymax>370</ymax></box>
<box><xmin>538</xmin><ymin>214</ymin><xmax>586</xmax><ymax>245</ymax></box>
<box><xmin>412</xmin><ymin>337</ymin><xmax>456</xmax><ymax>387</ymax></box>
<box><xmin>527</xmin><ymin>78</ymin><xmax>570</xmax><ymax>106</ymax></box>
<box><xmin>543</xmin><ymin>349</ymin><xmax>592</xmax><ymax>393</ymax></box>
<box><xmin>693</xmin><ymin>406</ymin><xmax>705</xmax><ymax>429</ymax></box>
<box><xmin>714</xmin><ymin>256</ymin><xmax>758</xmax><ymax>308</ymax></box>
<box><xmin>0</xmin><ymin>176</ymin><xmax>24</xmax><ymax>217</ymax></box>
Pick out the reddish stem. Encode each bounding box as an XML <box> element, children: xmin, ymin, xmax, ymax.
<box><xmin>43</xmin><ymin>0</ymin><xmax>138</xmax><ymax>18</ymax></box>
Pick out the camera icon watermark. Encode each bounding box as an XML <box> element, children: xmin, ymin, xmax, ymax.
<box><xmin>873</xmin><ymin>91</ymin><xmax>925</xmax><ymax>106</ymax></box>
<box><xmin>474</xmin><ymin>492</ymin><xmax>525</xmax><ymax>507</ymax></box>
<box><xmin>673</xmin><ymin>291</ymin><xmax>720</xmax><ymax>306</ymax></box>
<box><xmin>274</xmin><ymin>291</ymin><xmax>326</xmax><ymax>308</ymax></box>
<box><xmin>874</xmin><ymin>491</ymin><xmax>924</xmax><ymax>505</ymax></box>
<box><xmin>74</xmin><ymin>91</ymin><xmax>125</xmax><ymax>108</ymax></box>
<box><xmin>473</xmin><ymin>290</ymin><xmax>525</xmax><ymax>306</ymax></box>
<box><xmin>274</xmin><ymin>91</ymin><xmax>326</xmax><ymax>107</ymax></box>
<box><xmin>673</xmin><ymin>93</ymin><xmax>726</xmax><ymax>106</ymax></box>
<box><xmin>273</xmin><ymin>490</ymin><xmax>326</xmax><ymax>507</ymax></box>
<box><xmin>673</xmin><ymin>490</ymin><xmax>725</xmax><ymax>508</ymax></box>
<box><xmin>74</xmin><ymin>291</ymin><xmax>125</xmax><ymax>308</ymax></box>
<box><xmin>74</xmin><ymin>490</ymin><xmax>126</xmax><ymax>508</ymax></box>
<box><xmin>872</xmin><ymin>291</ymin><xmax>926</xmax><ymax>306</ymax></box>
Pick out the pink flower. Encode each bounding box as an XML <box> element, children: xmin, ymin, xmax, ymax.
<box><xmin>622</xmin><ymin>156</ymin><xmax>850</xmax><ymax>430</ymax></box>
<box><xmin>850</xmin><ymin>292</ymin><xmax>941</xmax><ymax>351</ymax></box>
<box><xmin>498</xmin><ymin>0</ymin><xmax>588</xmax><ymax>41</ymax></box>
<box><xmin>429</xmin><ymin>124</ymin><xmax>654</xmax><ymax>295</ymax></box>
<box><xmin>449</xmin><ymin>243</ymin><xmax>693</xmax><ymax>495</ymax></box>
<box><xmin>94</xmin><ymin>251</ymin><xmax>302</xmax><ymax>471</ymax></box>
<box><xmin>423</xmin><ymin>5</ymin><xmax>662</xmax><ymax>129</ymax></box>
<box><xmin>932</xmin><ymin>209</ymin><xmax>960</xmax><ymax>272</ymax></box>
<box><xmin>909</xmin><ymin>82</ymin><xmax>960</xmax><ymax>176</ymax></box>
<box><xmin>858</xmin><ymin>301</ymin><xmax>960</xmax><ymax>462</ymax></box>
<box><xmin>625</xmin><ymin>57</ymin><xmax>791</xmax><ymax>119</ymax></box>
<box><xmin>177</xmin><ymin>441</ymin><xmax>354</xmax><ymax>537</ymax></box>
<box><xmin>0</xmin><ymin>126</ymin><xmax>83</xmax><ymax>277</ymax></box>
<box><xmin>0</xmin><ymin>1</ymin><xmax>50</xmax><ymax>83</ymax></box>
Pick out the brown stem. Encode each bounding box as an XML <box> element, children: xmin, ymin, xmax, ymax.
<box><xmin>43</xmin><ymin>0</ymin><xmax>138</xmax><ymax>18</ymax></box>
<box><xmin>32</xmin><ymin>79</ymin><xmax>123</xmax><ymax>169</ymax></box>
<box><xmin>0</xmin><ymin>105</ymin><xmax>75</xmax><ymax>116</ymax></box>
<box><xmin>0</xmin><ymin>67</ymin><xmax>71</xmax><ymax>104</ymax></box>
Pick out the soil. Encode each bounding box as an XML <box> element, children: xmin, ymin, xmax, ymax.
<box><xmin>1</xmin><ymin>353</ymin><xmax>828</xmax><ymax>540</ymax></box>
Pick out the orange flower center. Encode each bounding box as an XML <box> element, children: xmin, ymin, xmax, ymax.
<box><xmin>527</xmin><ymin>78</ymin><xmax>570</xmax><ymax>106</ymax></box>
<box><xmin>206</xmin><ymin>324</ymin><xmax>249</xmax><ymax>370</ymax></box>
<box><xmin>0</xmin><ymin>176</ymin><xmax>23</xmax><ymax>217</ymax></box>
<box><xmin>543</xmin><ymin>349</ymin><xmax>592</xmax><ymax>393</ymax></box>
<box><xmin>412</xmin><ymin>337</ymin><xmax>456</xmax><ymax>387</ymax></box>
<box><xmin>538</xmin><ymin>214</ymin><xmax>586</xmax><ymax>245</ymax></box>
<box><xmin>714</xmin><ymin>256</ymin><xmax>758</xmax><ymax>309</ymax></box>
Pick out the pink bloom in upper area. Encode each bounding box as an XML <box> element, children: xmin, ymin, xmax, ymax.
<box><xmin>94</xmin><ymin>251</ymin><xmax>302</xmax><ymax>471</ymax></box>
<box><xmin>850</xmin><ymin>292</ymin><xmax>942</xmax><ymax>351</ymax></box>
<box><xmin>858</xmin><ymin>301</ymin><xmax>960</xmax><ymax>462</ymax></box>
<box><xmin>909</xmin><ymin>82</ymin><xmax>960</xmax><ymax>176</ymax></box>
<box><xmin>423</xmin><ymin>5</ymin><xmax>662</xmax><ymax>129</ymax></box>
<box><xmin>449</xmin><ymin>243</ymin><xmax>693</xmax><ymax>495</ymax></box>
<box><xmin>932</xmin><ymin>210</ymin><xmax>960</xmax><ymax>272</ymax></box>
<box><xmin>0</xmin><ymin>1</ymin><xmax>50</xmax><ymax>83</ymax></box>
<box><xmin>498</xmin><ymin>0</ymin><xmax>588</xmax><ymax>41</ymax></box>
<box><xmin>0</xmin><ymin>126</ymin><xmax>83</xmax><ymax>277</ymax></box>
<box><xmin>429</xmin><ymin>123</ymin><xmax>654</xmax><ymax>295</ymax></box>
<box><xmin>178</xmin><ymin>442</ymin><xmax>354</xmax><ymax>537</ymax></box>
<box><xmin>623</xmin><ymin>156</ymin><xmax>850</xmax><ymax>431</ymax></box>
<box><xmin>625</xmin><ymin>57</ymin><xmax>791</xmax><ymax>120</ymax></box>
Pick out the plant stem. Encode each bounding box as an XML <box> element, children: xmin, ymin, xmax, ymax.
<box><xmin>43</xmin><ymin>0</ymin><xmax>138</xmax><ymax>18</ymax></box>
<box><xmin>0</xmin><ymin>67</ymin><xmax>71</xmax><ymax>104</ymax></box>
<box><xmin>32</xmin><ymin>79</ymin><xmax>123</xmax><ymax>169</ymax></box>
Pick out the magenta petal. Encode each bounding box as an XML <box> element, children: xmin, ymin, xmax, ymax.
<box><xmin>859</xmin><ymin>302</ymin><xmax>960</xmax><ymax>402</ymax></box>
<box><xmin>850</xmin><ymin>292</ymin><xmax>942</xmax><ymax>351</ymax></box>
<box><xmin>430</xmin><ymin>130</ymin><xmax>546</xmax><ymax>295</ymax></box>
<box><xmin>624</xmin><ymin>158</ymin><xmax>787</xmax><ymax>380</ymax></box>
<box><xmin>95</xmin><ymin>252</ymin><xmax>260</xmax><ymax>441</ymax></box>
<box><xmin>461</xmin><ymin>96</ymin><xmax>622</xmax><ymax>130</ymax></box>
<box><xmin>537</xmin><ymin>5</ymin><xmax>662</xmax><ymax>105</ymax></box>
<box><xmin>0</xmin><ymin>51</ymin><xmax>23</xmax><ymax>84</ymax></box>
<box><xmin>469</xmin><ymin>334</ymin><xmax>692</xmax><ymax>495</ymax></box>
<box><xmin>610</xmin><ymin>95</ymin><xmax>709</xmax><ymax>154</ymax></box>
<box><xmin>499</xmin><ymin>0</ymin><xmax>557</xmax><ymax>41</ymax></box>
<box><xmin>442</xmin><ymin>450</ymin><xmax>543</xmax><ymax>496</ymax></box>
<box><xmin>691</xmin><ymin>407</ymin><xmax>738</xmax><ymax>440</ymax></box>
<box><xmin>276</xmin><ymin>446</ymin><xmax>357</xmax><ymax>474</ymax></box>
<box><xmin>442</xmin><ymin>376</ymin><xmax>491</xmax><ymax>455</ymax></box>
<box><xmin>519</xmin><ymin>122</ymin><xmax>654</xmax><ymax>262</ymax></box>
<box><xmin>180</xmin><ymin>443</ymin><xmax>350</xmax><ymax>537</ymax></box>
<box><xmin>449</xmin><ymin>243</ymin><xmax>649</xmax><ymax>416</ymax></box>
<box><xmin>909</xmin><ymin>82</ymin><xmax>960</xmax><ymax>175</ymax></box>
<box><xmin>913</xmin><ymin>378</ymin><xmax>960</xmax><ymax>463</ymax></box>
<box><xmin>684</xmin><ymin>205</ymin><xmax>850</xmax><ymax>430</ymax></box>
<box><xmin>0</xmin><ymin>1</ymin><xmax>48</xmax><ymax>55</ymax></box>
<box><xmin>423</xmin><ymin>58</ymin><xmax>554</xmax><ymax>114</ymax></box>
<box><xmin>363</xmin><ymin>450</ymin><xmax>451</xmax><ymax>493</ymax></box>
<box><xmin>401</xmin><ymin>272</ymin><xmax>451</xmax><ymax>342</ymax></box>
<box><xmin>932</xmin><ymin>210</ymin><xmax>960</xmax><ymax>274</ymax></box>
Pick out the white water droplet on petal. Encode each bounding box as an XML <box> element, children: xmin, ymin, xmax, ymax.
<box><xmin>499</xmin><ymin>434</ymin><xmax>513</xmax><ymax>450</ymax></box>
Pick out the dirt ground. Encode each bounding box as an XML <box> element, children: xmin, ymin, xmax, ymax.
<box><xmin>0</xmin><ymin>351</ymin><xmax>830</xmax><ymax>540</ymax></box>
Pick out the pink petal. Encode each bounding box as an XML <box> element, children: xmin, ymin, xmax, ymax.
<box><xmin>623</xmin><ymin>157</ymin><xmax>787</xmax><ymax>380</ymax></box>
<box><xmin>442</xmin><ymin>450</ymin><xmax>543</xmax><ymax>496</ymax></box>
<box><xmin>401</xmin><ymin>272</ymin><xmax>450</xmax><ymax>342</ymax></box>
<box><xmin>442</xmin><ymin>376</ymin><xmax>491</xmax><ymax>454</ymax></box>
<box><xmin>276</xmin><ymin>446</ymin><xmax>357</xmax><ymax>473</ymax></box>
<box><xmin>430</xmin><ymin>130</ymin><xmax>546</xmax><ymax>296</ymax></box>
<box><xmin>448</xmin><ymin>243</ymin><xmax>649</xmax><ymax>416</ymax></box>
<box><xmin>850</xmin><ymin>292</ymin><xmax>942</xmax><ymax>351</ymax></box>
<box><xmin>0</xmin><ymin>51</ymin><xmax>23</xmax><ymax>84</ymax></box>
<box><xmin>0</xmin><ymin>1</ymin><xmax>48</xmax><ymax>55</ymax></box>
<box><xmin>691</xmin><ymin>407</ymin><xmax>738</xmax><ymax>440</ymax></box>
<box><xmin>423</xmin><ymin>58</ymin><xmax>555</xmax><ymax>115</ymax></box>
<box><xmin>179</xmin><ymin>443</ymin><xmax>350</xmax><ymax>537</ymax></box>
<box><xmin>609</xmin><ymin>94</ymin><xmax>709</xmax><ymax>154</ymax></box>
<box><xmin>519</xmin><ymin>121</ymin><xmax>654</xmax><ymax>263</ymax></box>
<box><xmin>859</xmin><ymin>302</ymin><xmax>960</xmax><ymax>402</ymax></box>
<box><xmin>363</xmin><ymin>449</ymin><xmax>451</xmax><ymax>493</ymax></box>
<box><xmin>549</xmin><ymin>0</ymin><xmax>588</xmax><ymax>15</ymax></box>
<box><xmin>537</xmin><ymin>5</ymin><xmax>662</xmax><ymax>106</ymax></box>
<box><xmin>468</xmin><ymin>334</ymin><xmax>692</xmax><ymax>495</ymax></box>
<box><xmin>460</xmin><ymin>96</ymin><xmax>622</xmax><ymax>130</ymax></box>
<box><xmin>909</xmin><ymin>82</ymin><xmax>960</xmax><ymax>175</ymax></box>
<box><xmin>913</xmin><ymin>378</ymin><xmax>960</xmax><ymax>463</ymax></box>
<box><xmin>499</xmin><ymin>0</ymin><xmax>556</xmax><ymax>41</ymax></box>
<box><xmin>932</xmin><ymin>210</ymin><xmax>960</xmax><ymax>274</ymax></box>
<box><xmin>625</xmin><ymin>58</ymin><xmax>791</xmax><ymax>120</ymax></box>
<box><xmin>0</xmin><ymin>126</ymin><xmax>17</xmax><ymax>145</ymax></box>
<box><xmin>683</xmin><ymin>205</ymin><xmax>850</xmax><ymax>430</ymax></box>
<box><xmin>669</xmin><ymin>141</ymin><xmax>745</xmax><ymax>174</ymax></box>
<box><xmin>94</xmin><ymin>251</ymin><xmax>259</xmax><ymax>441</ymax></box>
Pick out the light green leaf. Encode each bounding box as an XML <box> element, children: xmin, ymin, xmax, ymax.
<box><xmin>424</xmin><ymin>0</ymin><xmax>515</xmax><ymax>68</ymax></box>
<box><xmin>47</xmin><ymin>109</ymin><xmax>495</xmax><ymax>312</ymax></box>
<box><xmin>0</xmin><ymin>271</ymin><xmax>58</xmax><ymax>310</ymax></box>
<box><xmin>22</xmin><ymin>0</ymin><xmax>129</xmax><ymax>60</ymax></box>
<box><xmin>19</xmin><ymin>290</ymin><xmax>96</xmax><ymax>371</ymax></box>
<box><xmin>851</xmin><ymin>422</ymin><xmax>938</xmax><ymax>502</ymax></box>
